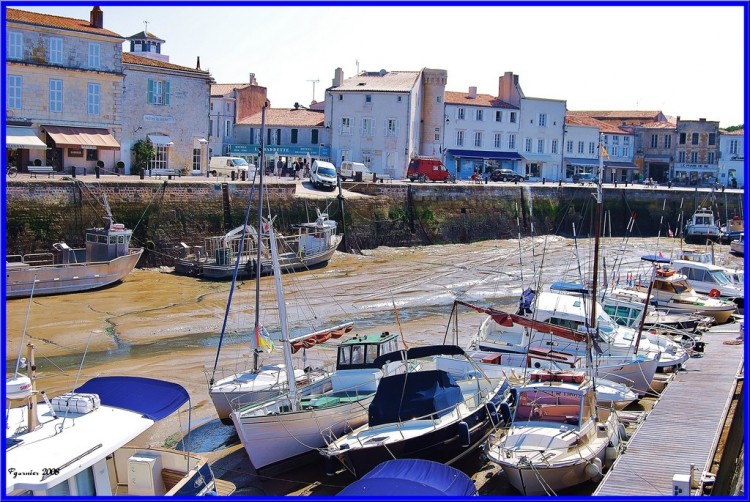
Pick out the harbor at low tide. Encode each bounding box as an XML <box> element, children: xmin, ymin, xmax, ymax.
<box><xmin>4</xmin><ymin>236</ymin><xmax>744</xmax><ymax>496</ymax></box>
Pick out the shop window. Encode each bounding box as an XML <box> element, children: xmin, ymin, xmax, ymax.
<box><xmin>86</xmin><ymin>150</ymin><xmax>98</xmax><ymax>161</ymax></box>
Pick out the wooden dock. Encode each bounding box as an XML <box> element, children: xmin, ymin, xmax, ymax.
<box><xmin>594</xmin><ymin>320</ymin><xmax>744</xmax><ymax>496</ymax></box>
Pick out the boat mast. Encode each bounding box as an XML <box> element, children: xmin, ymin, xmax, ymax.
<box><xmin>587</xmin><ymin>134</ymin><xmax>605</xmax><ymax>390</ymax></box>
<box><xmin>268</xmin><ymin>210</ymin><xmax>300</xmax><ymax>412</ymax></box>
<box><xmin>253</xmin><ymin>100</ymin><xmax>269</xmax><ymax>373</ymax></box>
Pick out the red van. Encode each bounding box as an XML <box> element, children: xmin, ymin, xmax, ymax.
<box><xmin>407</xmin><ymin>156</ymin><xmax>455</xmax><ymax>182</ymax></box>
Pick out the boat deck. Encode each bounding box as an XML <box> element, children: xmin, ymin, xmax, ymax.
<box><xmin>594</xmin><ymin>320</ymin><xmax>744</xmax><ymax>496</ymax></box>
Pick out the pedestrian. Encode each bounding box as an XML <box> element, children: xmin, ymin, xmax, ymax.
<box><xmin>292</xmin><ymin>160</ymin><xmax>299</xmax><ymax>179</ymax></box>
<box><xmin>276</xmin><ymin>159</ymin><xmax>283</xmax><ymax>177</ymax></box>
<box><xmin>303</xmin><ymin>159</ymin><xmax>310</xmax><ymax>178</ymax></box>
<box><xmin>294</xmin><ymin>159</ymin><xmax>302</xmax><ymax>180</ymax></box>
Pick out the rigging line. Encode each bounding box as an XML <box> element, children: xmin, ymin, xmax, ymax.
<box><xmin>209</xmin><ymin>172</ymin><xmax>259</xmax><ymax>383</ymax></box>
<box><xmin>14</xmin><ymin>274</ymin><xmax>37</xmax><ymax>375</ymax></box>
<box><xmin>58</xmin><ymin>330</ymin><xmax>95</xmax><ymax>430</ymax></box>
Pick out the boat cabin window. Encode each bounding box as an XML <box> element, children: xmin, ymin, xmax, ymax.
<box><xmin>351</xmin><ymin>345</ymin><xmax>365</xmax><ymax>365</ymax></box>
<box><xmin>109</xmin><ymin>236</ymin><xmax>117</xmax><ymax>244</ymax></box>
<box><xmin>118</xmin><ymin>235</ymin><xmax>125</xmax><ymax>244</ymax></box>
<box><xmin>548</xmin><ymin>317</ymin><xmax>581</xmax><ymax>331</ymax></box>
<box><xmin>603</xmin><ymin>304</ymin><xmax>639</xmax><ymax>327</ymax></box>
<box><xmin>654</xmin><ymin>280</ymin><xmax>676</xmax><ymax>293</ymax></box>
<box><xmin>98</xmin><ymin>235</ymin><xmax>107</xmax><ymax>244</ymax></box>
<box><xmin>671</xmin><ymin>280</ymin><xmax>691</xmax><ymax>293</ymax></box>
<box><xmin>366</xmin><ymin>344</ymin><xmax>379</xmax><ymax>363</ymax></box>
<box><xmin>709</xmin><ymin>270</ymin><xmax>731</xmax><ymax>286</ymax></box>
<box><xmin>338</xmin><ymin>346</ymin><xmax>351</xmax><ymax>365</ymax></box>
<box><xmin>514</xmin><ymin>389</ymin><xmax>582</xmax><ymax>426</ymax></box>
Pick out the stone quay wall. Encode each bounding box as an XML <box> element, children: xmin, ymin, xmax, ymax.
<box><xmin>5</xmin><ymin>178</ymin><xmax>743</xmax><ymax>267</ymax></box>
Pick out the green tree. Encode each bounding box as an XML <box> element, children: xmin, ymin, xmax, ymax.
<box><xmin>131</xmin><ymin>138</ymin><xmax>154</xmax><ymax>175</ymax></box>
<box><xmin>724</xmin><ymin>125</ymin><xmax>744</xmax><ymax>132</ymax></box>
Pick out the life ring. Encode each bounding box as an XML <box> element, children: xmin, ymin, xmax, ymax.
<box><xmin>709</xmin><ymin>288</ymin><xmax>721</xmax><ymax>298</ymax></box>
<box><xmin>145</xmin><ymin>240</ymin><xmax>155</xmax><ymax>251</ymax></box>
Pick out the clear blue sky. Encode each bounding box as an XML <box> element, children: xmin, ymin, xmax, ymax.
<box><xmin>13</xmin><ymin>3</ymin><xmax>747</xmax><ymax>127</ymax></box>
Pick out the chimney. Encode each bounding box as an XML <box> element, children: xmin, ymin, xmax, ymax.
<box><xmin>196</xmin><ymin>56</ymin><xmax>201</xmax><ymax>70</ymax></box>
<box><xmin>332</xmin><ymin>67</ymin><xmax>344</xmax><ymax>87</ymax></box>
<box><xmin>699</xmin><ymin>118</ymin><xmax>706</xmax><ymax>122</ymax></box>
<box><xmin>468</xmin><ymin>86</ymin><xmax>477</xmax><ymax>99</ymax></box>
<box><xmin>249</xmin><ymin>73</ymin><xmax>257</xmax><ymax>85</ymax></box>
<box><xmin>90</xmin><ymin>6</ymin><xmax>103</xmax><ymax>29</ymax></box>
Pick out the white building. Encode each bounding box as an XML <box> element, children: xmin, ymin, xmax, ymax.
<box><xmin>324</xmin><ymin>67</ymin><xmax>446</xmax><ymax>178</ymax></box>
<box><xmin>719</xmin><ymin>128</ymin><xmax>744</xmax><ymax>188</ymax></box>
<box><xmin>495</xmin><ymin>72</ymin><xmax>567</xmax><ymax>181</ymax></box>
<box><xmin>443</xmin><ymin>87</ymin><xmax>521</xmax><ymax>179</ymax></box>
<box><xmin>5</xmin><ymin>7</ymin><xmax>123</xmax><ymax>173</ymax></box>
<box><xmin>120</xmin><ymin>31</ymin><xmax>212</xmax><ymax>174</ymax></box>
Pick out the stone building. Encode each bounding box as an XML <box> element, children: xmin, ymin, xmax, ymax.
<box><xmin>120</xmin><ymin>30</ymin><xmax>212</xmax><ymax>174</ymax></box>
<box><xmin>5</xmin><ymin>7</ymin><xmax>123</xmax><ymax>173</ymax></box>
<box><xmin>673</xmin><ymin>117</ymin><xmax>721</xmax><ymax>185</ymax></box>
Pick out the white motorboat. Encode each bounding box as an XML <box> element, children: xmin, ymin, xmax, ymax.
<box><xmin>321</xmin><ymin>345</ymin><xmax>512</xmax><ymax>478</ymax></box>
<box><xmin>684</xmin><ymin>207</ymin><xmax>721</xmax><ymax>244</ymax></box>
<box><xmin>467</xmin><ymin>290</ymin><xmax>688</xmax><ymax>373</ymax></box>
<box><xmin>6</xmin><ymin>360</ymin><xmax>233</xmax><ymax>496</ymax></box>
<box><xmin>670</xmin><ymin>258</ymin><xmax>743</xmax><ymax>309</ymax></box>
<box><xmin>484</xmin><ymin>370</ymin><xmax>623</xmax><ymax>495</ymax></box>
<box><xmin>633</xmin><ymin>256</ymin><xmax>737</xmax><ymax>324</ymax></box>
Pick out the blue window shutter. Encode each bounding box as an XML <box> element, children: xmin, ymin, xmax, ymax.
<box><xmin>165</xmin><ymin>80</ymin><xmax>170</xmax><ymax>106</ymax></box>
<box><xmin>147</xmin><ymin>78</ymin><xmax>154</xmax><ymax>104</ymax></box>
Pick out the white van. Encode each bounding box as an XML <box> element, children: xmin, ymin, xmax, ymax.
<box><xmin>209</xmin><ymin>157</ymin><xmax>256</xmax><ymax>179</ymax></box>
<box><xmin>310</xmin><ymin>160</ymin><xmax>338</xmax><ymax>190</ymax></box>
<box><xmin>338</xmin><ymin>161</ymin><xmax>374</xmax><ymax>181</ymax></box>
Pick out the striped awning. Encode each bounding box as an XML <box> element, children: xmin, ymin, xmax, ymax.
<box><xmin>43</xmin><ymin>125</ymin><xmax>120</xmax><ymax>149</ymax></box>
<box><xmin>6</xmin><ymin>127</ymin><xmax>47</xmax><ymax>149</ymax></box>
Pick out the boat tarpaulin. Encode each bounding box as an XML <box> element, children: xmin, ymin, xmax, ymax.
<box><xmin>337</xmin><ymin>458</ymin><xmax>478</xmax><ymax>496</ymax></box>
<box><xmin>74</xmin><ymin>376</ymin><xmax>189</xmax><ymax>420</ymax></box>
<box><xmin>368</xmin><ymin>370</ymin><xmax>461</xmax><ymax>426</ymax></box>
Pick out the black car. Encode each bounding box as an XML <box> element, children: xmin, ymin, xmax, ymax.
<box><xmin>490</xmin><ymin>169</ymin><xmax>525</xmax><ymax>182</ymax></box>
<box><xmin>572</xmin><ymin>172</ymin><xmax>599</xmax><ymax>184</ymax></box>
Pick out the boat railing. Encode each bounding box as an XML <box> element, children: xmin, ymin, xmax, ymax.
<box><xmin>6</xmin><ymin>252</ymin><xmax>55</xmax><ymax>266</ymax></box>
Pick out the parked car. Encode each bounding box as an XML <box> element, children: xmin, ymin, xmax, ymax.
<box><xmin>572</xmin><ymin>172</ymin><xmax>599</xmax><ymax>184</ymax></box>
<box><xmin>490</xmin><ymin>169</ymin><xmax>526</xmax><ymax>182</ymax></box>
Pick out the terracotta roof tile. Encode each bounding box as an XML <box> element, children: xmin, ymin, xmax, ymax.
<box><xmin>122</xmin><ymin>52</ymin><xmax>209</xmax><ymax>74</ymax></box>
<box><xmin>236</xmin><ymin>108</ymin><xmax>324</xmax><ymax>127</ymax></box>
<box><xmin>565</xmin><ymin>115</ymin><xmax>628</xmax><ymax>134</ymax></box>
<box><xmin>568</xmin><ymin>110</ymin><xmax>664</xmax><ymax>119</ymax></box>
<box><xmin>639</xmin><ymin>121</ymin><xmax>677</xmax><ymax>129</ymax></box>
<box><xmin>6</xmin><ymin>7</ymin><xmax>123</xmax><ymax>38</ymax></box>
<box><xmin>211</xmin><ymin>83</ymin><xmax>252</xmax><ymax>97</ymax></box>
<box><xmin>444</xmin><ymin>91</ymin><xmax>517</xmax><ymax>109</ymax></box>
<box><xmin>720</xmin><ymin>128</ymin><xmax>744</xmax><ymax>135</ymax></box>
<box><xmin>333</xmin><ymin>71</ymin><xmax>420</xmax><ymax>92</ymax></box>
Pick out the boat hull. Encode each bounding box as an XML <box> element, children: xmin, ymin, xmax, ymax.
<box><xmin>324</xmin><ymin>386</ymin><xmax>506</xmax><ymax>478</ymax></box>
<box><xmin>209</xmin><ymin>369</ymin><xmax>330</xmax><ymax>424</ymax></box>
<box><xmin>5</xmin><ymin>249</ymin><xmax>143</xmax><ymax>298</ymax></box>
<box><xmin>231</xmin><ymin>394</ymin><xmax>373</xmax><ymax>473</ymax></box>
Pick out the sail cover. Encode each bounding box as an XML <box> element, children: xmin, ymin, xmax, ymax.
<box><xmin>74</xmin><ymin>376</ymin><xmax>189</xmax><ymax>420</ymax></box>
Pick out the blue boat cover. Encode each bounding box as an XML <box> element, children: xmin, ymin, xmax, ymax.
<box><xmin>337</xmin><ymin>458</ymin><xmax>477</xmax><ymax>497</ymax></box>
<box><xmin>549</xmin><ymin>281</ymin><xmax>588</xmax><ymax>294</ymax></box>
<box><xmin>368</xmin><ymin>370</ymin><xmax>462</xmax><ymax>427</ymax></box>
<box><xmin>74</xmin><ymin>376</ymin><xmax>190</xmax><ymax>421</ymax></box>
<box><xmin>641</xmin><ymin>254</ymin><xmax>671</xmax><ymax>264</ymax></box>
